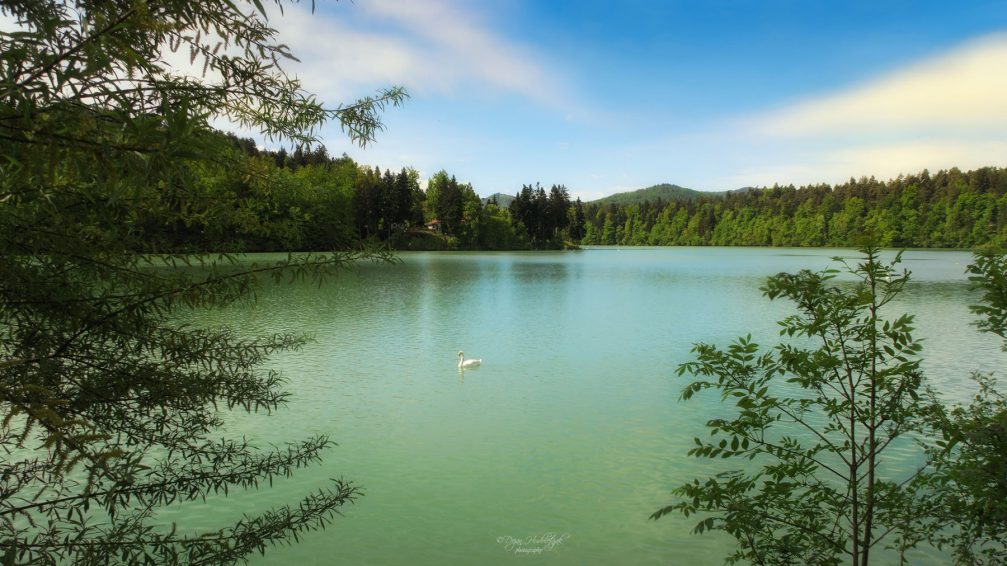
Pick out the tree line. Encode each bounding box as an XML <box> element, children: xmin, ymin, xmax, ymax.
<box><xmin>581</xmin><ymin>168</ymin><xmax>1007</xmax><ymax>248</ymax></box>
<box><xmin>136</xmin><ymin>133</ymin><xmax>582</xmax><ymax>252</ymax></box>
<box><xmin>155</xmin><ymin>139</ymin><xmax>1007</xmax><ymax>253</ymax></box>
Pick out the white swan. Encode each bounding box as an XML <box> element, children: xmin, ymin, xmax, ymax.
<box><xmin>458</xmin><ymin>351</ymin><xmax>482</xmax><ymax>369</ymax></box>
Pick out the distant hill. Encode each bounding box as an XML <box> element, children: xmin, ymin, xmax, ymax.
<box><xmin>485</xmin><ymin>184</ymin><xmax>743</xmax><ymax>209</ymax></box>
<box><xmin>482</xmin><ymin>193</ymin><xmax>516</xmax><ymax>208</ymax></box>
<box><xmin>590</xmin><ymin>183</ymin><xmax>717</xmax><ymax>205</ymax></box>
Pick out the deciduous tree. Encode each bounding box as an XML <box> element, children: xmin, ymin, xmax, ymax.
<box><xmin>653</xmin><ymin>247</ymin><xmax>944</xmax><ymax>565</ymax></box>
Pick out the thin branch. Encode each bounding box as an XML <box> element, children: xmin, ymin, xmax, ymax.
<box><xmin>3</xmin><ymin>8</ymin><xmax>138</xmax><ymax>99</ymax></box>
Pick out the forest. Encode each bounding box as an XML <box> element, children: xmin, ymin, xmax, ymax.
<box><xmin>143</xmin><ymin>134</ymin><xmax>577</xmax><ymax>252</ymax></box>
<box><xmin>150</xmin><ymin>133</ymin><xmax>1007</xmax><ymax>252</ymax></box>
<box><xmin>580</xmin><ymin>168</ymin><xmax>1007</xmax><ymax>248</ymax></box>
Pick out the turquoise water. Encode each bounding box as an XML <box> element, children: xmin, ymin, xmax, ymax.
<box><xmin>165</xmin><ymin>247</ymin><xmax>1004</xmax><ymax>564</ymax></box>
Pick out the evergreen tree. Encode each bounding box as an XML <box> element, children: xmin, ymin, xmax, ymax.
<box><xmin>427</xmin><ymin>171</ymin><xmax>465</xmax><ymax>236</ymax></box>
<box><xmin>570</xmin><ymin>197</ymin><xmax>587</xmax><ymax>242</ymax></box>
<box><xmin>380</xmin><ymin>168</ymin><xmax>398</xmax><ymax>238</ymax></box>
<box><xmin>394</xmin><ymin>168</ymin><xmax>416</xmax><ymax>228</ymax></box>
<box><xmin>352</xmin><ymin>166</ymin><xmax>382</xmax><ymax>239</ymax></box>
<box><xmin>0</xmin><ymin>1</ymin><xmax>405</xmax><ymax>562</ymax></box>
<box><xmin>274</xmin><ymin>147</ymin><xmax>289</xmax><ymax>169</ymax></box>
<box><xmin>549</xmin><ymin>184</ymin><xmax>571</xmax><ymax>238</ymax></box>
<box><xmin>601</xmin><ymin>214</ymin><xmax>617</xmax><ymax>245</ymax></box>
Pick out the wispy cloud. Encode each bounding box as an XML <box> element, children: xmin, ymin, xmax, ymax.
<box><xmin>360</xmin><ymin>0</ymin><xmax>567</xmax><ymax>106</ymax></box>
<box><xmin>709</xmin><ymin>138</ymin><xmax>1007</xmax><ymax>191</ymax></box>
<box><xmin>748</xmin><ymin>33</ymin><xmax>1007</xmax><ymax>138</ymax></box>
<box><xmin>716</xmin><ymin>33</ymin><xmax>1007</xmax><ymax>188</ymax></box>
<box><xmin>270</xmin><ymin>1</ymin><xmax>569</xmax><ymax>107</ymax></box>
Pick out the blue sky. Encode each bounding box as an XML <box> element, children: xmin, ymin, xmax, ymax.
<box><xmin>264</xmin><ymin>0</ymin><xmax>1007</xmax><ymax>200</ymax></box>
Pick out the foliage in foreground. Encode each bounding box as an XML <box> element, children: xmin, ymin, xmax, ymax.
<box><xmin>654</xmin><ymin>247</ymin><xmax>1007</xmax><ymax>565</ymax></box>
<box><xmin>1</xmin><ymin>0</ymin><xmax>403</xmax><ymax>563</ymax></box>
<box><xmin>925</xmin><ymin>249</ymin><xmax>1007</xmax><ymax>564</ymax></box>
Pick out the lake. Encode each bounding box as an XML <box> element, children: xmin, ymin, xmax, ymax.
<box><xmin>164</xmin><ymin>247</ymin><xmax>1004</xmax><ymax>564</ymax></box>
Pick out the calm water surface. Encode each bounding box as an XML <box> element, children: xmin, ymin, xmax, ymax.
<box><xmin>165</xmin><ymin>247</ymin><xmax>1003</xmax><ymax>565</ymax></box>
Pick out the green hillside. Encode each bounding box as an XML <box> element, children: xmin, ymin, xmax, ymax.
<box><xmin>591</xmin><ymin>183</ymin><xmax>714</xmax><ymax>205</ymax></box>
<box><xmin>483</xmin><ymin>192</ymin><xmax>516</xmax><ymax>208</ymax></box>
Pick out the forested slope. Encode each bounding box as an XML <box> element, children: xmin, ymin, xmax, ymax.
<box><xmin>580</xmin><ymin>168</ymin><xmax>1007</xmax><ymax>247</ymax></box>
<box><xmin>139</xmin><ymin>134</ymin><xmax>1006</xmax><ymax>250</ymax></box>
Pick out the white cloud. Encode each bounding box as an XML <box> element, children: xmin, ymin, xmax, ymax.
<box><xmin>269</xmin><ymin>1</ymin><xmax>568</xmax><ymax>107</ymax></box>
<box><xmin>750</xmin><ymin>33</ymin><xmax>1007</xmax><ymax>138</ymax></box>
<box><xmin>707</xmin><ymin>138</ymin><xmax>1007</xmax><ymax>191</ymax></box>
<box><xmin>363</xmin><ymin>0</ymin><xmax>566</xmax><ymax>105</ymax></box>
<box><xmin>831</xmin><ymin>138</ymin><xmax>1007</xmax><ymax>178</ymax></box>
<box><xmin>711</xmin><ymin>33</ymin><xmax>1007</xmax><ymax>190</ymax></box>
<box><xmin>268</xmin><ymin>7</ymin><xmax>417</xmax><ymax>102</ymax></box>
